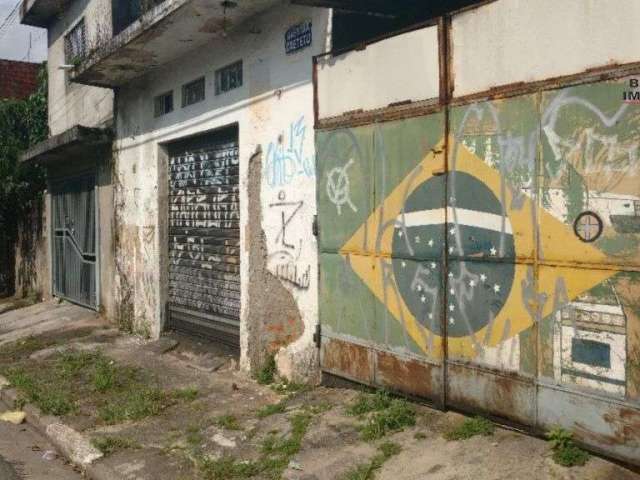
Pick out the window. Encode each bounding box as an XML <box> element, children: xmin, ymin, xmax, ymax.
<box><xmin>64</xmin><ymin>19</ymin><xmax>87</xmax><ymax>64</ymax></box>
<box><xmin>154</xmin><ymin>91</ymin><xmax>174</xmax><ymax>117</ymax></box>
<box><xmin>215</xmin><ymin>61</ymin><xmax>243</xmax><ymax>95</ymax></box>
<box><xmin>182</xmin><ymin>77</ymin><xmax>205</xmax><ymax>107</ymax></box>
<box><xmin>634</xmin><ymin>200</ymin><xmax>640</xmax><ymax>216</ymax></box>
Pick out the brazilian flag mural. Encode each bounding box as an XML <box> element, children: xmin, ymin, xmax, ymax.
<box><xmin>317</xmin><ymin>78</ymin><xmax>640</xmax><ymax>404</ymax></box>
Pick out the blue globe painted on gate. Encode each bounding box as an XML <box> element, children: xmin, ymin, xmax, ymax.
<box><xmin>391</xmin><ymin>172</ymin><xmax>515</xmax><ymax>338</ymax></box>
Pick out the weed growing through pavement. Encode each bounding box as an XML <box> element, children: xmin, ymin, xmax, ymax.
<box><xmin>443</xmin><ymin>416</ymin><xmax>495</xmax><ymax>441</ymax></box>
<box><xmin>214</xmin><ymin>414</ymin><xmax>243</xmax><ymax>431</ymax></box>
<box><xmin>91</xmin><ymin>436</ymin><xmax>140</xmax><ymax>456</ymax></box>
<box><xmin>547</xmin><ymin>427</ymin><xmax>589</xmax><ymax>467</ymax></box>
<box><xmin>340</xmin><ymin>441</ymin><xmax>402</xmax><ymax>480</ymax></box>
<box><xmin>346</xmin><ymin>390</ymin><xmax>416</xmax><ymax>441</ymax></box>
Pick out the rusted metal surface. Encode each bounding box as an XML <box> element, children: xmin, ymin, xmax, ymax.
<box><xmin>446</xmin><ymin>362</ymin><xmax>535</xmax><ymax>426</ymax></box>
<box><xmin>375</xmin><ymin>350</ymin><xmax>442</xmax><ymax>405</ymax></box>
<box><xmin>320</xmin><ymin>337</ymin><xmax>374</xmax><ymax>384</ymax></box>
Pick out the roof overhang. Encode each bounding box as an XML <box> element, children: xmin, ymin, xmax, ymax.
<box><xmin>20</xmin><ymin>0</ymin><xmax>73</xmax><ymax>28</ymax></box>
<box><xmin>20</xmin><ymin>126</ymin><xmax>113</xmax><ymax>165</ymax></box>
<box><xmin>71</xmin><ymin>0</ymin><xmax>281</xmax><ymax>88</ymax></box>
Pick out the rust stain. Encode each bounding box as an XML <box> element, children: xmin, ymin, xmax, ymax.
<box><xmin>322</xmin><ymin>339</ymin><xmax>373</xmax><ymax>384</ymax></box>
<box><xmin>375</xmin><ymin>350</ymin><xmax>439</xmax><ymax>402</ymax></box>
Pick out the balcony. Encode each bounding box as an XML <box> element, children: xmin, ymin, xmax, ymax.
<box><xmin>20</xmin><ymin>0</ymin><xmax>73</xmax><ymax>27</ymax></box>
<box><xmin>71</xmin><ymin>0</ymin><xmax>279</xmax><ymax>88</ymax></box>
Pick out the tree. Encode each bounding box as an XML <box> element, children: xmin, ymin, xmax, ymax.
<box><xmin>0</xmin><ymin>65</ymin><xmax>48</xmax><ymax>295</ymax></box>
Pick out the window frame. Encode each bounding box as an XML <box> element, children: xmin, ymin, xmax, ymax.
<box><xmin>154</xmin><ymin>90</ymin><xmax>174</xmax><ymax>117</ymax></box>
<box><xmin>181</xmin><ymin>77</ymin><xmax>206</xmax><ymax>108</ymax></box>
<box><xmin>64</xmin><ymin>18</ymin><xmax>87</xmax><ymax>65</ymax></box>
<box><xmin>215</xmin><ymin>60</ymin><xmax>243</xmax><ymax>96</ymax></box>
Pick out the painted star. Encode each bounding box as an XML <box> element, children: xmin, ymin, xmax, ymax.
<box><xmin>428</xmin><ymin>313</ymin><xmax>434</xmax><ymax>320</ymax></box>
<box><xmin>398</xmin><ymin>230</ymin><xmax>403</xmax><ymax>238</ymax></box>
<box><xmin>449</xmin><ymin>317</ymin><xmax>455</xmax><ymax>325</ymax></box>
<box><xmin>416</xmin><ymin>285</ymin><xmax>422</xmax><ymax>292</ymax></box>
<box><xmin>493</xmin><ymin>284</ymin><xmax>501</xmax><ymax>293</ymax></box>
<box><xmin>415</xmin><ymin>236</ymin><xmax>421</xmax><ymax>243</ymax></box>
<box><xmin>490</xmin><ymin>247</ymin><xmax>497</xmax><ymax>256</ymax></box>
<box><xmin>449</xmin><ymin>304</ymin><xmax>455</xmax><ymax>312</ymax></box>
<box><xmin>420</xmin><ymin>295</ymin><xmax>426</xmax><ymax>303</ymax></box>
<box><xmin>449</xmin><ymin>227</ymin><xmax>456</xmax><ymax>235</ymax></box>
<box><xmin>401</xmin><ymin>261</ymin><xmax>406</xmax><ymax>268</ymax></box>
<box><xmin>431</xmin><ymin>262</ymin><xmax>437</xmax><ymax>269</ymax></box>
<box><xmin>448</xmin><ymin>246</ymin><xmax>455</xmax><ymax>254</ymax></box>
<box><xmin>448</xmin><ymin>272</ymin><xmax>454</xmax><ymax>278</ymax></box>
<box><xmin>469</xmin><ymin>279</ymin><xmax>476</xmax><ymax>287</ymax></box>
<box><xmin>428</xmin><ymin>239</ymin><xmax>434</xmax><ymax>247</ymax></box>
<box><xmin>449</xmin><ymin>288</ymin><xmax>455</xmax><ymax>295</ymax></box>
<box><xmin>480</xmin><ymin>273</ymin><xmax>487</xmax><ymax>282</ymax></box>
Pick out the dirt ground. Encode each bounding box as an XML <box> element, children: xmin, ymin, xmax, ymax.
<box><xmin>0</xmin><ymin>301</ymin><xmax>639</xmax><ymax>480</ymax></box>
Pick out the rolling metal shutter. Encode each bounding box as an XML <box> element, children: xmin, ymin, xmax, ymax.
<box><xmin>167</xmin><ymin>128</ymin><xmax>240</xmax><ymax>346</ymax></box>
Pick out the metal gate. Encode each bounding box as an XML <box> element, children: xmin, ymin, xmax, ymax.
<box><xmin>51</xmin><ymin>175</ymin><xmax>98</xmax><ymax>309</ymax></box>
<box><xmin>167</xmin><ymin>128</ymin><xmax>240</xmax><ymax>346</ymax></box>
<box><xmin>316</xmin><ymin>77</ymin><xmax>640</xmax><ymax>465</ymax></box>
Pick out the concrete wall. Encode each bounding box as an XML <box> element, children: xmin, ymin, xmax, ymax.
<box><xmin>48</xmin><ymin>0</ymin><xmax>113</xmax><ymax>135</ymax></box>
<box><xmin>317</xmin><ymin>25</ymin><xmax>440</xmax><ymax>119</ymax></box>
<box><xmin>451</xmin><ymin>0</ymin><xmax>640</xmax><ymax>97</ymax></box>
<box><xmin>113</xmin><ymin>5</ymin><xmax>330</xmax><ymax>380</ymax></box>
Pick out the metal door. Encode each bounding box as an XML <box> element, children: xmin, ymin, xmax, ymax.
<box><xmin>51</xmin><ymin>175</ymin><xmax>98</xmax><ymax>309</ymax></box>
<box><xmin>167</xmin><ymin>128</ymin><xmax>240</xmax><ymax>346</ymax></box>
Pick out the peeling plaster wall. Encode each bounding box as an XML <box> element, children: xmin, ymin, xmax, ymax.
<box><xmin>48</xmin><ymin>0</ymin><xmax>114</xmax><ymax>135</ymax></box>
<box><xmin>113</xmin><ymin>5</ymin><xmax>330</xmax><ymax>380</ymax></box>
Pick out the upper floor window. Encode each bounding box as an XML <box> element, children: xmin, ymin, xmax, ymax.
<box><xmin>154</xmin><ymin>91</ymin><xmax>174</xmax><ymax>117</ymax></box>
<box><xmin>64</xmin><ymin>19</ymin><xmax>87</xmax><ymax>64</ymax></box>
<box><xmin>215</xmin><ymin>61</ymin><xmax>243</xmax><ymax>95</ymax></box>
<box><xmin>182</xmin><ymin>77</ymin><xmax>205</xmax><ymax>107</ymax></box>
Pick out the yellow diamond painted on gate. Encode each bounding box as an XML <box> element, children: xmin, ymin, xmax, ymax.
<box><xmin>339</xmin><ymin>137</ymin><xmax>615</xmax><ymax>359</ymax></box>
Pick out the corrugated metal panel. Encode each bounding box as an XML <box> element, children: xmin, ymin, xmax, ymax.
<box><xmin>51</xmin><ymin>174</ymin><xmax>97</xmax><ymax>309</ymax></box>
<box><xmin>167</xmin><ymin>128</ymin><xmax>240</xmax><ymax>346</ymax></box>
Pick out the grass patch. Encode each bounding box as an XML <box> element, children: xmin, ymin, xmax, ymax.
<box><xmin>256</xmin><ymin>400</ymin><xmax>286</xmax><ymax>418</ymax></box>
<box><xmin>547</xmin><ymin>427</ymin><xmax>589</xmax><ymax>467</ymax></box>
<box><xmin>340</xmin><ymin>441</ymin><xmax>402</xmax><ymax>480</ymax></box>
<box><xmin>444</xmin><ymin>416</ymin><xmax>495</xmax><ymax>441</ymax></box>
<box><xmin>214</xmin><ymin>414</ymin><xmax>242</xmax><ymax>431</ymax></box>
<box><xmin>347</xmin><ymin>390</ymin><xmax>393</xmax><ymax>417</ymax></box>
<box><xmin>360</xmin><ymin>398</ymin><xmax>416</xmax><ymax>441</ymax></box>
<box><xmin>4</xmin><ymin>366</ymin><xmax>76</xmax><ymax>416</ymax></box>
<box><xmin>199</xmin><ymin>410</ymin><xmax>314</xmax><ymax>479</ymax></box>
<box><xmin>0</xmin><ymin>336</ymin><xmax>52</xmax><ymax>363</ymax></box>
<box><xmin>98</xmin><ymin>387</ymin><xmax>170</xmax><ymax>424</ymax></box>
<box><xmin>91</xmin><ymin>436</ymin><xmax>140</xmax><ymax>456</ymax></box>
<box><xmin>255</xmin><ymin>355</ymin><xmax>277</xmax><ymax>385</ymax></box>
<box><xmin>414</xmin><ymin>432</ymin><xmax>427</xmax><ymax>440</ymax></box>
<box><xmin>171</xmin><ymin>387</ymin><xmax>199</xmax><ymax>402</ymax></box>
<box><xmin>1</xmin><ymin>350</ymin><xmax>195</xmax><ymax>425</ymax></box>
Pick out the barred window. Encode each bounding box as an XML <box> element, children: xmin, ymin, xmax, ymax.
<box><xmin>64</xmin><ymin>19</ymin><xmax>87</xmax><ymax>64</ymax></box>
<box><xmin>182</xmin><ymin>77</ymin><xmax>205</xmax><ymax>107</ymax></box>
<box><xmin>215</xmin><ymin>61</ymin><xmax>242</xmax><ymax>95</ymax></box>
<box><xmin>154</xmin><ymin>91</ymin><xmax>174</xmax><ymax>117</ymax></box>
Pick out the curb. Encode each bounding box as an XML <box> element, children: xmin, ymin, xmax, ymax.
<box><xmin>0</xmin><ymin>378</ymin><xmax>120</xmax><ymax>480</ymax></box>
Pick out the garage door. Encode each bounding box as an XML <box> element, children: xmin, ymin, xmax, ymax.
<box><xmin>167</xmin><ymin>127</ymin><xmax>240</xmax><ymax>346</ymax></box>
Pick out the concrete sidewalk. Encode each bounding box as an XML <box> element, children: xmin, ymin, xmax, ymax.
<box><xmin>0</xmin><ymin>301</ymin><xmax>638</xmax><ymax>480</ymax></box>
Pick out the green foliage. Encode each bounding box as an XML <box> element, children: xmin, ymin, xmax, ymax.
<box><xmin>91</xmin><ymin>436</ymin><xmax>140</xmax><ymax>456</ymax></box>
<box><xmin>547</xmin><ymin>427</ymin><xmax>589</xmax><ymax>467</ymax></box>
<box><xmin>347</xmin><ymin>390</ymin><xmax>393</xmax><ymax>416</ymax></box>
<box><xmin>256</xmin><ymin>400</ymin><xmax>286</xmax><ymax>418</ymax></box>
<box><xmin>214</xmin><ymin>414</ymin><xmax>242</xmax><ymax>431</ymax></box>
<box><xmin>0</xmin><ymin>65</ymin><xmax>48</xmax><ymax>233</ymax></box>
<box><xmin>171</xmin><ymin>387</ymin><xmax>199</xmax><ymax>402</ymax></box>
<box><xmin>340</xmin><ymin>441</ymin><xmax>402</xmax><ymax>480</ymax></box>
<box><xmin>255</xmin><ymin>355</ymin><xmax>277</xmax><ymax>385</ymax></box>
<box><xmin>444</xmin><ymin>416</ymin><xmax>495</xmax><ymax>441</ymax></box>
<box><xmin>360</xmin><ymin>398</ymin><xmax>416</xmax><ymax>441</ymax></box>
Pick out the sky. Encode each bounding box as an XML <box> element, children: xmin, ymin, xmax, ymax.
<box><xmin>0</xmin><ymin>0</ymin><xmax>47</xmax><ymax>63</ymax></box>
